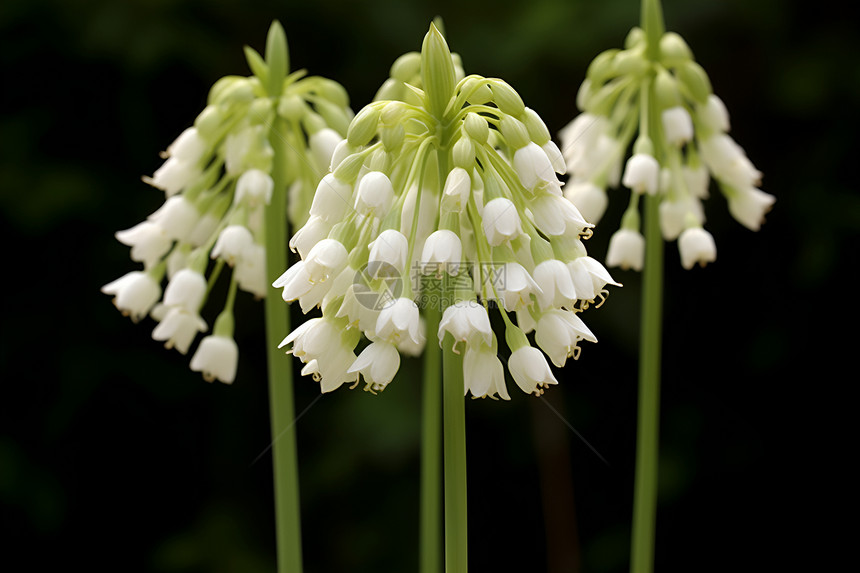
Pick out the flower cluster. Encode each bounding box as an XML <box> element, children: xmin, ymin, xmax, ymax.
<box><xmin>102</xmin><ymin>23</ymin><xmax>352</xmax><ymax>384</ymax></box>
<box><xmin>275</xmin><ymin>24</ymin><xmax>617</xmax><ymax>398</ymax></box>
<box><xmin>560</xmin><ymin>27</ymin><xmax>775</xmax><ymax>270</ymax></box>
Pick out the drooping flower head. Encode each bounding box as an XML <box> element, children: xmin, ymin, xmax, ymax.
<box><xmin>560</xmin><ymin>26</ymin><xmax>775</xmax><ymax>270</ymax></box>
<box><xmin>102</xmin><ymin>22</ymin><xmax>353</xmax><ymax>383</ymax></box>
<box><xmin>276</xmin><ymin>23</ymin><xmax>617</xmax><ymax>398</ymax></box>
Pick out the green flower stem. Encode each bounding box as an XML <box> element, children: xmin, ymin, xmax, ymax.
<box><xmin>420</xmin><ymin>303</ymin><xmax>443</xmax><ymax>573</ymax></box>
<box><xmin>442</xmin><ymin>328</ymin><xmax>467</xmax><ymax>573</ymax></box>
<box><xmin>631</xmin><ymin>192</ymin><xmax>663</xmax><ymax>573</ymax></box>
<box><xmin>631</xmin><ymin>3</ymin><xmax>666</xmax><ymax>572</ymax></box>
<box><xmin>266</xmin><ymin>116</ymin><xmax>303</xmax><ymax>573</ymax></box>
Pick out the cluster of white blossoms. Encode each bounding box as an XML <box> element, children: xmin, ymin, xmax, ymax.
<box><xmin>102</xmin><ymin>24</ymin><xmax>352</xmax><ymax>384</ymax></box>
<box><xmin>275</xmin><ymin>25</ymin><xmax>617</xmax><ymax>398</ymax></box>
<box><xmin>560</xmin><ymin>27</ymin><xmax>775</xmax><ymax>271</ymax></box>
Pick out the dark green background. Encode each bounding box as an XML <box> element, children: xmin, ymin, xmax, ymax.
<box><xmin>1</xmin><ymin>0</ymin><xmax>853</xmax><ymax>571</ymax></box>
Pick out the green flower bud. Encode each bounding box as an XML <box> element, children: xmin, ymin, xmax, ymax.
<box><xmin>659</xmin><ymin>32</ymin><xmax>693</xmax><ymax>68</ymax></box>
<box><xmin>316</xmin><ymin>78</ymin><xmax>350</xmax><ymax>108</ymax></box>
<box><xmin>677</xmin><ymin>61</ymin><xmax>712</xmax><ymax>104</ymax></box>
<box><xmin>421</xmin><ymin>23</ymin><xmax>456</xmax><ymax>118</ymax></box>
<box><xmin>264</xmin><ymin>20</ymin><xmax>289</xmax><ymax>98</ymax></box>
<box><xmin>243</xmin><ymin>46</ymin><xmax>268</xmax><ymax>87</ymax></box>
<box><xmin>654</xmin><ymin>69</ymin><xmax>681</xmax><ymax>109</ymax></box>
<box><xmin>208</xmin><ymin>76</ymin><xmax>252</xmax><ymax>105</ymax></box>
<box><xmin>347</xmin><ymin>105</ymin><xmax>380</xmax><ymax>147</ymax></box>
<box><xmin>611</xmin><ymin>49</ymin><xmax>649</xmax><ymax>78</ymax></box>
<box><xmin>301</xmin><ymin>111</ymin><xmax>327</xmax><ymax>134</ymax></box>
<box><xmin>390</xmin><ymin>52</ymin><xmax>421</xmax><ymax>83</ymax></box>
<box><xmin>313</xmin><ymin>98</ymin><xmax>352</xmax><ymax>137</ymax></box>
<box><xmin>523</xmin><ymin>107</ymin><xmax>550</xmax><ymax>145</ymax></box>
<box><xmin>499</xmin><ymin>115</ymin><xmax>530</xmax><ymax>150</ymax></box>
<box><xmin>624</xmin><ymin>27</ymin><xmax>646</xmax><ymax>50</ymax></box>
<box><xmin>380</xmin><ymin>101</ymin><xmax>407</xmax><ymax>126</ymax></box>
<box><xmin>277</xmin><ymin>94</ymin><xmax>306</xmax><ymax>121</ymax></box>
<box><xmin>586</xmin><ymin>49</ymin><xmax>619</xmax><ymax>84</ymax></box>
<box><xmin>381</xmin><ymin>124</ymin><xmax>405</xmax><ymax>152</ymax></box>
<box><xmin>332</xmin><ymin>151</ymin><xmax>365</xmax><ymax>183</ymax></box>
<box><xmin>463</xmin><ymin>112</ymin><xmax>489</xmax><ymax>144</ymax></box>
<box><xmin>194</xmin><ymin>105</ymin><xmax>223</xmax><ymax>140</ymax></box>
<box><xmin>452</xmin><ymin>136</ymin><xmax>475</xmax><ymax>169</ymax></box>
<box><xmin>490</xmin><ymin>80</ymin><xmax>525</xmax><ymax>116</ymax></box>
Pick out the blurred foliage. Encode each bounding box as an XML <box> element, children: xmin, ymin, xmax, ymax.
<box><xmin>0</xmin><ymin>0</ymin><xmax>854</xmax><ymax>571</ymax></box>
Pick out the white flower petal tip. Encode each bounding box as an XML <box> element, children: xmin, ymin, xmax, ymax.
<box><xmin>678</xmin><ymin>227</ymin><xmax>717</xmax><ymax>270</ymax></box>
<box><xmin>190</xmin><ymin>335</ymin><xmax>238</xmax><ymax>384</ymax></box>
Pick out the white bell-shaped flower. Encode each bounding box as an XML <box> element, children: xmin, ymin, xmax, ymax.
<box><xmin>101</xmin><ymin>271</ymin><xmax>162</xmax><ymax>322</ymax></box>
<box><xmin>622</xmin><ymin>153</ymin><xmax>660</xmax><ymax>195</ymax></box>
<box><xmin>355</xmin><ymin>171</ymin><xmax>395</xmax><ymax>219</ymax></box>
<box><xmin>441</xmin><ymin>167</ymin><xmax>471</xmax><ymax>213</ymax></box>
<box><xmin>606</xmin><ymin>229</ymin><xmax>646</xmax><ymax>271</ymax></box>
<box><xmin>698</xmin><ymin>134</ymin><xmax>762</xmax><ymax>191</ymax></box>
<box><xmin>508</xmin><ymin>346</ymin><xmax>557</xmax><ymax>395</ymax></box>
<box><xmin>309</xmin><ymin>128</ymin><xmax>344</xmax><ymax>172</ymax></box>
<box><xmin>309</xmin><ymin>173</ymin><xmax>354</xmax><ymax>223</ymax></box>
<box><xmin>532</xmin><ymin>259</ymin><xmax>578</xmax><ymax>310</ymax></box>
<box><xmin>347</xmin><ymin>341</ymin><xmax>401</xmax><ymax>393</ymax></box>
<box><xmin>530</xmin><ymin>192</ymin><xmax>591</xmax><ymax>236</ymax></box>
<box><xmin>151</xmin><ymin>306</ymin><xmax>208</xmax><ymax>355</ymax></box>
<box><xmin>697</xmin><ymin>94</ymin><xmax>731</xmax><ymax>133</ymax></box>
<box><xmin>421</xmin><ymin>230</ymin><xmax>462</xmax><ymax>276</ymax></box>
<box><xmin>289</xmin><ymin>216</ymin><xmax>332</xmax><ymax>259</ymax></box>
<box><xmin>535</xmin><ymin>309</ymin><xmax>596</xmax><ymax>367</ymax></box>
<box><xmin>513</xmin><ymin>142</ymin><xmax>558</xmax><ymax>192</ymax></box>
<box><xmin>376</xmin><ymin>297</ymin><xmax>422</xmax><ymax>346</ymax></box>
<box><xmin>163</xmin><ymin>268</ymin><xmax>208</xmax><ymax>311</ymax></box>
<box><xmin>568</xmin><ymin>256</ymin><xmax>619</xmax><ymax>302</ymax></box>
<box><xmin>463</xmin><ymin>343</ymin><xmax>509</xmax><ymax>400</ymax></box>
<box><xmin>728</xmin><ymin>187</ymin><xmax>776</xmax><ymax>231</ymax></box>
<box><xmin>495</xmin><ymin>262</ymin><xmax>542</xmax><ymax>312</ymax></box>
<box><xmin>115</xmin><ymin>221</ymin><xmax>172</xmax><ymax>268</ymax></box>
<box><xmin>678</xmin><ymin>227</ymin><xmax>717</xmax><ymax>269</ymax></box>
<box><xmin>190</xmin><ymin>334</ymin><xmax>238</xmax><ymax>384</ymax></box>
<box><xmin>661</xmin><ymin>106</ymin><xmax>694</xmax><ymax>146</ymax></box>
<box><xmin>368</xmin><ymin>229</ymin><xmax>410</xmax><ymax>274</ymax></box>
<box><xmin>166</xmin><ymin>127</ymin><xmax>207</xmax><ymax>162</ymax></box>
<box><xmin>148</xmin><ymin>196</ymin><xmax>199</xmax><ymax>242</ymax></box>
<box><xmin>481</xmin><ymin>197</ymin><xmax>522</xmax><ymax>246</ymax></box>
<box><xmin>303</xmin><ymin>238</ymin><xmax>348</xmax><ymax>283</ymax></box>
<box><xmin>438</xmin><ymin>301</ymin><xmax>492</xmax><ymax>349</ymax></box>
<box><xmin>211</xmin><ymin>225</ymin><xmax>255</xmax><ymax>265</ymax></box>
<box><xmin>145</xmin><ymin>157</ymin><xmax>201</xmax><ymax>197</ymax></box>
<box><xmin>235</xmin><ymin>169</ymin><xmax>274</xmax><ymax>207</ymax></box>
